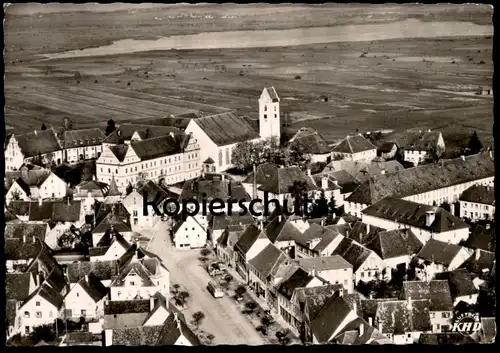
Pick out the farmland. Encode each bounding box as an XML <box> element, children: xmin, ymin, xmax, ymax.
<box><xmin>4</xmin><ymin>4</ymin><xmax>493</xmax><ymax>148</ymax></box>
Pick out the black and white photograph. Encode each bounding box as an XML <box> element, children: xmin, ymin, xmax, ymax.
<box><xmin>3</xmin><ymin>2</ymin><xmax>495</xmax><ymax>346</ymax></box>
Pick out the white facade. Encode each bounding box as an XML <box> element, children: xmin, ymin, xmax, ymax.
<box><xmin>17</xmin><ymin>294</ymin><xmax>59</xmax><ymax>336</ymax></box>
<box><xmin>109</xmin><ymin>266</ymin><xmax>170</xmax><ymax>301</ymax></box>
<box><xmin>332</xmin><ymin>149</ymin><xmax>377</xmax><ymax>162</ymax></box>
<box><xmin>415</xmin><ymin>248</ymin><xmax>473</xmax><ymax>281</ymax></box>
<box><xmin>404</xmin><ymin>133</ymin><xmax>445</xmax><ymax>166</ymax></box>
<box><xmin>96</xmin><ymin>136</ymin><xmax>201</xmax><ymax>193</ymax></box>
<box><xmin>64</xmin><ymin>282</ymin><xmax>105</xmax><ymax>319</ymax></box>
<box><xmin>90</xmin><ymin>240</ymin><xmax>130</xmax><ymax>262</ymax></box>
<box><xmin>459</xmin><ymin>200</ymin><xmax>495</xmax><ymax>221</ymax></box>
<box><xmin>173</xmin><ymin>216</ymin><xmax>207</xmax><ymax>249</ymax></box>
<box><xmin>429</xmin><ymin>311</ymin><xmax>453</xmax><ymax>333</ymax></box>
<box><xmin>5</xmin><ymin>172</ymin><xmax>67</xmax><ymax>205</ymax></box>
<box><xmin>453</xmin><ymin>293</ymin><xmax>479</xmax><ymax>307</ymax></box>
<box><xmin>355</xmin><ymin>251</ymin><xmax>387</xmax><ymax>284</ymax></box>
<box><xmin>258</xmin><ymin>88</ymin><xmax>281</xmax><ymax>141</ymax></box>
<box><xmin>65</xmin><ymin>145</ymin><xmax>103</xmax><ymax>164</ymax></box>
<box><xmin>310</xmin><ymin>268</ymin><xmax>354</xmax><ymax>293</ymax></box>
<box><xmin>4</xmin><ymin>135</ymin><xmax>64</xmax><ymax>171</ymax></box>
<box><xmin>123</xmin><ymin>191</ymin><xmax>163</xmax><ymax>231</ymax></box>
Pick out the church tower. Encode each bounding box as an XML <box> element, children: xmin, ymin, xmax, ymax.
<box><xmin>259</xmin><ymin>87</ymin><xmax>281</xmax><ymax>143</ymax></box>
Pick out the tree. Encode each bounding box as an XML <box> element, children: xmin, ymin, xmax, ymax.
<box><xmin>244</xmin><ymin>301</ymin><xmax>257</xmax><ymax>314</ymax></box>
<box><xmin>276</xmin><ymin>329</ymin><xmax>291</xmax><ymax>345</ymax></box>
<box><xmin>125</xmin><ymin>183</ymin><xmax>133</xmax><ymax>196</ymax></box>
<box><xmin>10</xmin><ymin>189</ymin><xmax>22</xmax><ymax>201</ymax></box>
<box><xmin>174</xmin><ymin>291</ymin><xmax>190</xmax><ymax>307</ymax></box>
<box><xmin>261</xmin><ymin>315</ymin><xmax>273</xmax><ymax>328</ymax></box>
<box><xmin>467</xmin><ymin>131</ymin><xmax>483</xmax><ymax>155</ymax></box>
<box><xmin>288</xmin><ymin>180</ymin><xmax>310</xmax><ymax>216</ymax></box>
<box><xmin>312</xmin><ymin>190</ymin><xmax>329</xmax><ymax>218</ymax></box>
<box><xmin>105</xmin><ymin>119</ymin><xmax>117</xmax><ymax>136</ymax></box>
<box><xmin>206</xmin><ymin>333</ymin><xmax>215</xmax><ymax>344</ymax></box>
<box><xmin>287</xmin><ymin>143</ymin><xmax>311</xmax><ymax>170</ymax></box>
<box><xmin>171</xmin><ymin>284</ymin><xmax>180</xmax><ymax>296</ymax></box>
<box><xmin>41</xmin><ymin>123</ymin><xmax>47</xmax><ymax>131</ymax></box>
<box><xmin>192</xmin><ymin>311</ymin><xmax>205</xmax><ymax>329</ymax></box>
<box><xmin>235</xmin><ymin>285</ymin><xmax>246</xmax><ymax>298</ymax></box>
<box><xmin>200</xmin><ymin>248</ymin><xmax>211</xmax><ymax>257</ymax></box>
<box><xmin>224</xmin><ymin>274</ymin><xmax>233</xmax><ymax>284</ymax></box>
<box><xmin>57</xmin><ymin>231</ymin><xmax>76</xmax><ymax>249</ymax></box>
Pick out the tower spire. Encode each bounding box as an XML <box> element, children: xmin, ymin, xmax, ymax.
<box><xmin>108</xmin><ymin>175</ymin><xmax>120</xmax><ymax>197</ymax></box>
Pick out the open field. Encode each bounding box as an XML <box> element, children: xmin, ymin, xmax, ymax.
<box><xmin>4</xmin><ymin>4</ymin><xmax>493</xmax><ymax>148</ymax></box>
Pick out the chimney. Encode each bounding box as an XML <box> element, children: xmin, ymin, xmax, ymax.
<box><xmin>380</xmin><ymin>169</ymin><xmax>386</xmax><ymax>175</ymax></box>
<box><xmin>67</xmin><ymin>197</ymin><xmax>71</xmax><ymax>206</ymax></box>
<box><xmin>170</xmin><ymin>132</ymin><xmax>175</xmax><ymax>138</ymax></box>
<box><xmin>368</xmin><ymin>317</ymin><xmax>373</xmax><ymax>327</ymax></box>
<box><xmin>359</xmin><ymin>322</ymin><xmax>364</xmax><ymax>336</ymax></box>
<box><xmin>278</xmin><ymin>215</ymin><xmax>282</xmax><ymax>223</ymax></box>
<box><xmin>85</xmin><ymin>274</ymin><xmax>89</xmax><ymax>283</ymax></box>
<box><xmin>259</xmin><ymin>221</ymin><xmax>264</xmax><ymax>231</ymax></box>
<box><xmin>252</xmin><ymin>164</ymin><xmax>257</xmax><ymax>199</ymax></box>
<box><xmin>366</xmin><ymin>223</ymin><xmax>370</xmax><ymax>234</ymax></box>
<box><xmin>321</xmin><ymin>176</ymin><xmax>328</xmax><ymax>190</ymax></box>
<box><xmin>32</xmin><ymin>236</ymin><xmax>36</xmax><ymax>243</ymax></box>
<box><xmin>320</xmin><ymin>218</ymin><xmax>325</xmax><ymax>227</ymax></box>
<box><xmin>34</xmin><ymin>130</ymin><xmax>38</xmax><ymax>136</ymax></box>
<box><xmin>461</xmin><ymin>155</ymin><xmax>465</xmax><ymax>161</ymax></box>
<box><xmin>352</xmin><ymin>301</ymin><xmax>357</xmax><ymax>315</ymax></box>
<box><xmin>23</xmin><ymin>234</ymin><xmax>26</xmax><ymax>243</ymax></box>
<box><xmin>39</xmin><ymin>197</ymin><xmax>43</xmax><ymax>206</ymax></box>
<box><xmin>87</xmin><ymin>190</ymin><xmax>92</xmax><ymax>199</ymax></box>
<box><xmin>425</xmin><ymin>210</ymin><xmax>436</xmax><ymax>227</ymax></box>
<box><xmin>486</xmin><ymin>223</ymin><xmax>491</xmax><ymax>230</ymax></box>
<box><xmin>37</xmin><ymin>274</ymin><xmax>42</xmax><ymax>287</ymax></box>
<box><xmin>150</xmin><ymin>296</ymin><xmax>155</xmax><ymax>311</ymax></box>
<box><xmin>475</xmin><ymin>248</ymin><xmax>481</xmax><ymax>261</ymax></box>
<box><xmin>307</xmin><ymin>169</ymin><xmax>312</xmax><ymax>177</ymax></box>
<box><xmin>408</xmin><ymin>296</ymin><xmax>412</xmax><ymax>310</ymax></box>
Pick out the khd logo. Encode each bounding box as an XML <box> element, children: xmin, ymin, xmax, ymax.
<box><xmin>451</xmin><ymin>312</ymin><xmax>481</xmax><ymax>335</ymax></box>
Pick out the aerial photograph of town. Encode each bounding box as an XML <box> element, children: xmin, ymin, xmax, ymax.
<box><xmin>3</xmin><ymin>2</ymin><xmax>495</xmax><ymax>346</ymax></box>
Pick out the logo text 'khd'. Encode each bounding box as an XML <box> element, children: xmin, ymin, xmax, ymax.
<box><xmin>451</xmin><ymin>312</ymin><xmax>481</xmax><ymax>336</ymax></box>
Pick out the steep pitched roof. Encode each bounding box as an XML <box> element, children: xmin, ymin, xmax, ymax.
<box><xmin>463</xmin><ymin>224</ymin><xmax>495</xmax><ymax>251</ymax></box>
<box><xmin>94</xmin><ymin>202</ymin><xmax>130</xmax><ymax>226</ymax></box>
<box><xmin>5</xmin><ymin>237</ymin><xmax>43</xmax><ymax>261</ymax></box>
<box><xmin>15</xmin><ymin>129</ymin><xmax>62</xmax><ymax>157</ymax></box>
<box><xmin>111</xmin><ymin>326</ymin><xmax>164</xmax><ymax>346</ymax></box>
<box><xmin>6</xmin><ymin>273</ymin><xmax>33</xmax><ymax>301</ymax></box>
<box><xmin>77</xmin><ymin>273</ymin><xmax>109</xmax><ymax>302</ymax></box>
<box><xmin>75</xmin><ymin>180</ymin><xmax>109</xmax><ymax>198</ymax></box>
<box><xmin>400</xmin><ymin>280</ymin><xmax>453</xmax><ymax>311</ymax></box>
<box><xmin>66</xmin><ymin>260</ymin><xmax>120</xmax><ymax>283</ymax></box>
<box><xmin>4</xmin><ymin>222</ymin><xmax>48</xmax><ymax>242</ymax></box>
<box><xmin>416</xmin><ymin>239</ymin><xmax>466</xmax><ymax>266</ymax></box>
<box><xmin>130</xmin><ymin>133</ymin><xmax>190</xmax><ymax>161</ymax></box>
<box><xmin>396</xmin><ymin>130</ymin><xmax>442</xmax><ymax>151</ymax></box>
<box><xmin>194</xmin><ymin>111</ymin><xmax>259</xmax><ymax>146</ymax></box>
<box><xmin>460</xmin><ymin>249</ymin><xmax>495</xmax><ymax>275</ymax></box>
<box><xmin>156</xmin><ymin>313</ymin><xmax>201</xmax><ymax>346</ymax></box>
<box><xmin>290</xmin><ymin>128</ymin><xmax>331</xmax><ymax>155</ymax></box>
<box><xmin>298</xmin><ymin>255</ymin><xmax>352</xmax><ymax>272</ymax></box>
<box><xmin>320</xmin><ymin>169</ymin><xmax>361</xmax><ymax>194</ymax></box>
<box><xmin>137</xmin><ymin>180</ymin><xmax>170</xmax><ymax>204</ymax></box>
<box><xmin>311</xmin><ymin>294</ymin><xmax>355</xmax><ymax>343</ymax></box>
<box><xmin>110</xmin><ymin>261</ymin><xmax>155</xmax><ymax>287</ymax></box>
<box><xmin>362</xmin><ymin>197</ymin><xmax>469</xmax><ymax>233</ymax></box>
<box><xmin>93</xmin><ymin>210</ymin><xmax>132</xmax><ymax>234</ymax></box>
<box><xmin>108</xmin><ymin>144</ymin><xmax>129</xmax><ymax>162</ymax></box>
<box><xmin>27</xmin><ymin>200</ymin><xmax>82</xmax><ymax>223</ymax></box>
<box><xmin>348</xmin><ymin>221</ymin><xmax>384</xmax><ymax>244</ymax></box>
<box><xmin>346</xmin><ymin>152</ymin><xmax>495</xmax><ymax>205</ymax></box>
<box><xmin>294</xmin><ymin>284</ymin><xmax>344</xmax><ymax>321</ymax></box>
<box><xmin>62</xmin><ymin>128</ymin><xmax>106</xmax><ymax>148</ymax></box>
<box><xmin>234</xmin><ymin>224</ymin><xmax>263</xmax><ymax>255</ymax></box>
<box><xmin>375</xmin><ymin>299</ymin><xmax>432</xmax><ymax>335</ymax></box>
<box><xmin>103</xmin><ymin>124</ymin><xmax>182</xmax><ymax>144</ymax></box>
<box><xmin>5</xmin><ymin>169</ymin><xmax>52</xmax><ymax>190</ymax></box>
<box><xmin>331</xmin><ymin>237</ymin><xmax>373</xmax><ymax>272</ymax></box>
<box><xmin>333</xmin><ymin>317</ymin><xmax>387</xmax><ymax>345</ymax></box>
<box><xmin>264</xmin><ymin>216</ymin><xmax>304</xmax><ymax>243</ymax></box>
<box><xmin>104</xmin><ymin>299</ymin><xmax>150</xmax><ymax>315</ymax></box>
<box><xmin>264</xmin><ymin>86</ymin><xmax>280</xmax><ymax>102</ymax></box>
<box><xmin>248</xmin><ymin>244</ymin><xmax>288</xmax><ymax>278</ymax></box>
<box><xmin>322</xmin><ymin>160</ymin><xmax>404</xmax><ymax>183</ymax></box>
<box><xmin>332</xmin><ymin>134</ymin><xmax>376</xmax><ymax>154</ymax></box>
<box><xmin>277</xmin><ymin>267</ymin><xmax>314</xmax><ymax>300</ymax></box>
<box><xmin>179</xmin><ymin>179</ymin><xmax>251</xmax><ymax>203</ymax></box>
<box><xmin>459</xmin><ymin>184</ymin><xmax>495</xmax><ymax>205</ymax></box>
<box><xmin>365</xmin><ymin>229</ymin><xmax>423</xmax><ymax>260</ymax></box>
<box><xmin>433</xmin><ymin>269</ymin><xmax>478</xmax><ymax>298</ymax></box>
<box><xmin>20</xmin><ymin>283</ymin><xmax>64</xmax><ymax>310</ymax></box>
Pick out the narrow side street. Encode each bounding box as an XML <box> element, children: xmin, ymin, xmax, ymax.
<box><xmin>145</xmin><ymin>221</ymin><xmax>266</xmax><ymax>345</ymax></box>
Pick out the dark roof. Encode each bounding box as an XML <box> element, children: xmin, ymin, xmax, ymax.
<box><xmin>360</xmin><ymin>298</ymin><xmax>395</xmax><ymax>321</ymax></box>
<box><xmin>209</xmin><ymin>213</ymin><xmax>255</xmax><ymax>231</ymax></box>
<box><xmin>375</xmin><ymin>141</ymin><xmax>398</xmax><ymax>153</ymax></box>
<box><xmin>290</xmin><ymin>128</ymin><xmax>331</xmax><ymax>155</ymax></box>
<box><xmin>194</xmin><ymin>111</ymin><xmax>259</xmax><ymax>146</ymax></box>
<box><xmin>4</xmin><ymin>222</ymin><xmax>48</xmax><ymax>242</ymax></box>
<box><xmin>103</xmin><ymin>124</ymin><xmax>182</xmax><ymax>144</ymax></box>
<box><xmin>243</xmin><ymin>163</ymin><xmax>317</xmax><ymax>195</ymax></box>
<box><xmin>346</xmin><ymin>152</ymin><xmax>495</xmax><ymax>205</ymax></box>
<box><xmin>112</xmin><ymin>326</ymin><xmax>164</xmax><ymax>346</ymax></box>
<box><xmin>365</xmin><ymin>229</ymin><xmax>423</xmax><ymax>260</ymax></box>
<box><xmin>418</xmin><ymin>332</ymin><xmax>476</xmax><ymax>344</ymax></box>
<box><xmin>248</xmin><ymin>244</ymin><xmax>288</xmax><ymax>278</ymax></box>
<box><xmin>14</xmin><ymin>129</ymin><xmax>62</xmax><ymax>157</ymax></box>
<box><xmin>75</xmin><ymin>180</ymin><xmax>108</xmax><ymax>198</ymax></box>
<box><xmin>137</xmin><ymin>180</ymin><xmax>170</xmax><ymax>204</ymax></box>
<box><xmin>278</xmin><ymin>267</ymin><xmax>314</xmax><ymax>300</ymax></box>
<box><xmin>396</xmin><ymin>131</ymin><xmax>442</xmax><ymax>151</ymax></box>
<box><xmin>96</xmin><ymin>227</ymin><xmax>131</xmax><ymax>249</ymax></box>
<box><xmin>416</xmin><ymin>239</ymin><xmax>464</xmax><ymax>266</ymax></box>
<box><xmin>459</xmin><ymin>185</ymin><xmax>495</xmax><ymax>205</ymax></box>
<box><xmin>6</xmin><ymin>273</ymin><xmax>33</xmax><ymax>301</ymax></box>
<box><xmin>5</xmin><ymin>169</ymin><xmax>52</xmax><ymax>190</ymax></box>
<box><xmin>331</xmin><ymin>237</ymin><xmax>373</xmax><ymax>272</ymax></box>
<box><xmin>94</xmin><ymin>202</ymin><xmax>130</xmax><ymax>226</ymax></box>
<box><xmin>460</xmin><ymin>249</ymin><xmax>495</xmax><ymax>275</ymax></box>
<box><xmin>264</xmin><ymin>216</ymin><xmax>304</xmax><ymax>243</ymax></box>
<box><xmin>433</xmin><ymin>269</ymin><xmax>479</xmax><ymax>298</ymax></box>
<box><xmin>77</xmin><ymin>273</ymin><xmax>109</xmax><ymax>302</ymax></box>
<box><xmin>332</xmin><ymin>134</ymin><xmax>376</xmax><ymax>154</ymax></box>
<box><xmin>375</xmin><ymin>299</ymin><xmax>432</xmax><ymax>335</ymax></box>
<box><xmin>333</xmin><ymin>317</ymin><xmax>385</xmax><ymax>345</ymax></box>
<box><xmin>310</xmin><ymin>173</ymin><xmax>342</xmax><ymax>191</ymax></box>
<box><xmin>156</xmin><ymin>313</ymin><xmax>201</xmax><ymax>346</ymax></box>
<box><xmin>6</xmin><ymin>300</ymin><xmax>18</xmax><ymax>328</ymax></box>
<box><xmin>298</xmin><ymin>255</ymin><xmax>352</xmax><ymax>272</ymax></box>
<box><xmin>7</xmin><ymin>200</ymin><xmax>32</xmax><ymax>216</ymax></box>
<box><xmin>322</xmin><ymin>160</ymin><xmax>404</xmax><ymax>183</ymax></box>
<box><xmin>66</xmin><ymin>260</ymin><xmax>119</xmax><ymax>282</ymax></box>
<box><xmin>108</xmin><ymin>144</ymin><xmax>129</xmax><ymax>162</ymax></box>
<box><xmin>203</xmin><ymin>157</ymin><xmax>215</xmax><ymax>164</ymax></box>
<box><xmin>362</xmin><ymin>197</ymin><xmax>469</xmax><ymax>233</ymax></box>
<box><xmin>234</xmin><ymin>224</ymin><xmax>263</xmax><ymax>255</ymax></box>
<box><xmin>130</xmin><ymin>133</ymin><xmax>190</xmax><ymax>162</ymax></box>
<box><xmin>110</xmin><ymin>261</ymin><xmax>155</xmax><ymax>287</ymax></box>
<box><xmin>62</xmin><ymin>128</ymin><xmax>106</xmax><ymax>148</ymax></box>
<box><xmin>5</xmin><ymin>237</ymin><xmax>43</xmax><ymax>261</ymax></box>
<box><xmin>310</xmin><ymin>294</ymin><xmax>355</xmax><ymax>343</ymax></box>
<box><xmin>264</xmin><ymin>86</ymin><xmax>280</xmax><ymax>102</ymax></box>
<box><xmin>462</xmin><ymin>224</ymin><xmax>495</xmax><ymax>251</ymax></box>
<box><xmin>21</xmin><ymin>283</ymin><xmax>64</xmax><ymax>309</ymax></box>
<box><xmin>93</xmin><ymin>209</ymin><xmax>132</xmax><ymax>234</ymax></box>
<box><xmin>65</xmin><ymin>331</ymin><xmax>95</xmax><ymax>344</ymax></box>
<box><xmin>27</xmin><ymin>200</ymin><xmax>82</xmax><ymax>222</ymax></box>
<box><xmin>104</xmin><ymin>299</ymin><xmax>151</xmax><ymax>315</ymax></box>
<box><xmin>348</xmin><ymin>221</ymin><xmax>384</xmax><ymax>244</ymax></box>
<box><xmin>320</xmin><ymin>170</ymin><xmax>361</xmax><ymax>194</ymax></box>
<box><xmin>311</xmin><ymin>227</ymin><xmax>342</xmax><ymax>253</ymax></box>
<box><xmin>400</xmin><ymin>280</ymin><xmax>453</xmax><ymax>311</ymax></box>
<box><xmin>293</xmin><ymin>284</ymin><xmax>343</xmax><ymax>321</ymax></box>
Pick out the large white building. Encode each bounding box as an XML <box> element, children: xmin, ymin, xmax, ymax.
<box><xmin>61</xmin><ymin>128</ymin><xmax>106</xmax><ymax>163</ymax></box>
<box><xmin>458</xmin><ymin>184</ymin><xmax>495</xmax><ymax>221</ymax></box>
<box><xmin>5</xmin><ymin>168</ymin><xmax>67</xmax><ymax>205</ymax></box>
<box><xmin>331</xmin><ymin>134</ymin><xmax>377</xmax><ymax>162</ymax></box>
<box><xmin>185</xmin><ymin>87</ymin><xmax>281</xmax><ymax>173</ymax></box>
<box><xmin>345</xmin><ymin>152</ymin><xmax>495</xmax><ymax>218</ymax></box>
<box><xmin>398</xmin><ymin>130</ymin><xmax>445</xmax><ymax>166</ymax></box>
<box><xmin>96</xmin><ymin>132</ymin><xmax>201</xmax><ymax>193</ymax></box>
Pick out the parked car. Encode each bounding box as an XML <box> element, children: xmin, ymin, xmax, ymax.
<box><xmin>207</xmin><ymin>281</ymin><xmax>224</xmax><ymax>298</ymax></box>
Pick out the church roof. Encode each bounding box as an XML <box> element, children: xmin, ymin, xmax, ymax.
<box><xmin>194</xmin><ymin>112</ymin><xmax>259</xmax><ymax>146</ymax></box>
<box><xmin>107</xmin><ymin>176</ymin><xmax>121</xmax><ymax>197</ymax></box>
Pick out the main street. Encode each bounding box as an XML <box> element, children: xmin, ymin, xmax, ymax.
<box><xmin>146</xmin><ymin>221</ymin><xmax>266</xmax><ymax>345</ymax></box>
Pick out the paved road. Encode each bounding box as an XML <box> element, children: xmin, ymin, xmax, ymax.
<box><xmin>146</xmin><ymin>221</ymin><xmax>266</xmax><ymax>345</ymax></box>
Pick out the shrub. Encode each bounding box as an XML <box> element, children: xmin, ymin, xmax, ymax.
<box><xmin>294</xmin><ymin>75</ymin><xmax>301</xmax><ymax>80</ymax></box>
<box><xmin>200</xmin><ymin>248</ymin><xmax>211</xmax><ymax>257</ymax></box>
<box><xmin>478</xmin><ymin>60</ymin><xmax>485</xmax><ymax>64</ymax></box>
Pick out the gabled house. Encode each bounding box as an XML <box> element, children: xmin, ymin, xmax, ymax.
<box><xmin>209</xmin><ymin>212</ymin><xmax>255</xmax><ymax>245</ymax></box>
<box><xmin>276</xmin><ymin>267</ymin><xmax>325</xmax><ymax>332</ymax></box>
<box><xmin>5</xmin><ymin>273</ymin><xmax>38</xmax><ymax>338</ymax></box>
<box><xmin>297</xmin><ymin>256</ymin><xmax>354</xmax><ymax>293</ymax></box>
<box><xmin>17</xmin><ymin>284</ymin><xmax>64</xmax><ymax>336</ymax></box>
<box><xmin>459</xmin><ymin>248</ymin><xmax>495</xmax><ymax>280</ymax></box>
<box><xmin>66</xmin><ymin>260</ymin><xmax>120</xmax><ymax>288</ymax></box>
<box><xmin>348</xmin><ymin>221</ymin><xmax>385</xmax><ymax>244</ymax></box>
<box><xmin>5</xmin><ymin>129</ymin><xmax>63</xmax><ymax>171</ymax></box>
<box><xmin>413</xmin><ymin>239</ymin><xmax>472</xmax><ymax>280</ymax></box>
<box><xmin>247</xmin><ymin>243</ymin><xmax>288</xmax><ymax>299</ymax></box>
<box><xmin>433</xmin><ymin>269</ymin><xmax>479</xmax><ymax>306</ymax></box>
<box><xmin>316</xmin><ymin>169</ymin><xmax>361</xmax><ymax>206</ymax></box>
<box><xmin>5</xmin><ymin>168</ymin><xmax>67</xmax><ymax>204</ymax></box>
<box><xmin>171</xmin><ymin>215</ymin><xmax>207</xmax><ymax>250</ymax></box>
<box><xmin>266</xmin><ymin>260</ymin><xmax>301</xmax><ymax>311</ymax></box>
<box><xmin>330</xmin><ymin>236</ymin><xmax>387</xmax><ymax>284</ymax></box>
<box><xmin>25</xmin><ymin>246</ymin><xmax>69</xmax><ymax>296</ymax></box>
<box><xmin>4</xmin><ymin>222</ymin><xmax>49</xmax><ymax>244</ymax></box>
<box><xmin>61</xmin><ymin>128</ymin><xmax>106</xmax><ymax>163</ymax></box>
<box><xmin>90</xmin><ymin>227</ymin><xmax>132</xmax><ymax>262</ymax></box>
<box><xmin>108</xmin><ymin>246</ymin><xmax>170</xmax><ymax>300</ymax></box>
<box><xmin>332</xmin><ymin>317</ymin><xmax>392</xmax><ymax>345</ymax></box>
<box><xmin>374</xmin><ymin>298</ymin><xmax>432</xmax><ymax>344</ymax></box>
<box><xmin>92</xmin><ymin>205</ymin><xmax>133</xmax><ymax>246</ymax></box>
<box><xmin>400</xmin><ymin>280</ymin><xmax>454</xmax><ymax>333</ymax></box>
<box><xmin>322</xmin><ymin>159</ymin><xmax>403</xmax><ymax>183</ymax></box>
<box><xmin>234</xmin><ymin>224</ymin><xmax>271</xmax><ymax>281</ymax></box>
<box><xmin>397</xmin><ymin>130</ymin><xmax>445</xmax><ymax>166</ymax></box>
<box><xmin>364</xmin><ymin>229</ymin><xmax>423</xmax><ymax>271</ymax></box>
<box><xmin>308</xmin><ymin>291</ymin><xmax>359</xmax><ymax>344</ymax></box>
<box><xmin>459</xmin><ymin>184</ymin><xmax>495</xmax><ymax>221</ymax></box>
<box><xmin>5</xmin><ymin>236</ymin><xmax>44</xmax><ymax>273</ymax></box>
<box><xmin>63</xmin><ymin>273</ymin><xmax>109</xmax><ymax>320</ymax></box>
<box><xmin>262</xmin><ymin>215</ymin><xmax>305</xmax><ymax>257</ymax></box>
<box><xmin>309</xmin><ymin>173</ymin><xmax>342</xmax><ymax>205</ymax></box>
<box><xmin>331</xmin><ymin>134</ymin><xmax>377</xmax><ymax>162</ymax></box>
<box><xmin>73</xmin><ymin>180</ymin><xmax>109</xmax><ymax>214</ymax></box>
<box><xmin>361</xmin><ymin>197</ymin><xmax>469</xmax><ymax>244</ymax></box>
<box><xmin>373</xmin><ymin>141</ymin><xmax>398</xmax><ymax>160</ymax></box>
<box><xmin>154</xmin><ymin>312</ymin><xmax>201</xmax><ymax>346</ymax></box>
<box><xmin>289</xmin><ymin>127</ymin><xmax>332</xmax><ymax>163</ymax></box>
<box><xmin>216</xmin><ymin>225</ymin><xmax>247</xmax><ymax>268</ymax></box>
<box><xmin>123</xmin><ymin>180</ymin><xmax>172</xmax><ymax>231</ymax></box>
